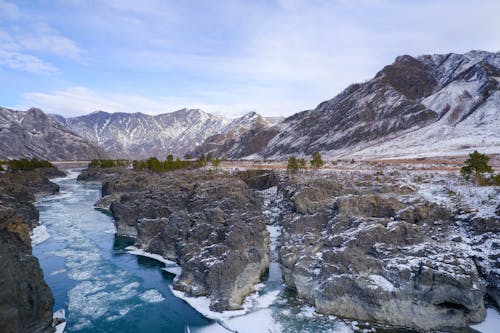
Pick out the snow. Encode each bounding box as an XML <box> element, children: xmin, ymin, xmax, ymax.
<box><xmin>53</xmin><ymin>309</ymin><xmax>66</xmax><ymax>333</ymax></box>
<box><xmin>125</xmin><ymin>246</ymin><xmax>182</xmax><ymax>275</ymax></box>
<box><xmin>193</xmin><ymin>308</ymin><xmax>282</xmax><ymax>333</ymax></box>
<box><xmin>31</xmin><ymin>225</ymin><xmax>50</xmax><ymax>245</ymax></box>
<box><xmin>418</xmin><ymin>181</ymin><xmax>500</xmax><ymax>219</ymax></box>
<box><xmin>470</xmin><ymin>308</ymin><xmax>500</xmax><ymax>333</ymax></box>
<box><xmin>368</xmin><ymin>275</ymin><xmax>395</xmax><ymax>292</ymax></box>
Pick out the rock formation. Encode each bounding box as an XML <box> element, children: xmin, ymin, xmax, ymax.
<box><xmin>85</xmin><ymin>167</ymin><xmax>269</xmax><ymax>311</ymax></box>
<box><xmin>0</xmin><ymin>167</ymin><xmax>63</xmax><ymax>333</ymax></box>
<box><xmin>276</xmin><ymin>172</ymin><xmax>496</xmax><ymax>331</ymax></box>
<box><xmin>80</xmin><ymin>162</ymin><xmax>499</xmax><ymax>331</ymax></box>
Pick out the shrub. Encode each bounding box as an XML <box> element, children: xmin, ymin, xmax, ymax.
<box><xmin>7</xmin><ymin>158</ymin><xmax>54</xmax><ymax>171</ymax></box>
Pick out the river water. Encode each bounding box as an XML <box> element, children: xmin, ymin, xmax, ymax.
<box><xmin>32</xmin><ymin>172</ymin><xmax>498</xmax><ymax>333</ymax></box>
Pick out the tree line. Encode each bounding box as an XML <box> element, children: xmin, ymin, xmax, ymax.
<box><xmin>287</xmin><ymin>152</ymin><xmax>323</xmax><ymax>173</ymax></box>
<box><xmin>0</xmin><ymin>158</ymin><xmax>54</xmax><ymax>171</ymax></box>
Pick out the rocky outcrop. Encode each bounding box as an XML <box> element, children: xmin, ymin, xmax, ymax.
<box><xmin>81</xmin><ymin>166</ymin><xmax>498</xmax><ymax>330</ymax></box>
<box><xmin>94</xmin><ymin>168</ymin><xmax>269</xmax><ymax>311</ymax></box>
<box><xmin>0</xmin><ymin>107</ymin><xmax>108</xmax><ymax>161</ymax></box>
<box><xmin>0</xmin><ymin>168</ymin><xmax>61</xmax><ymax>333</ymax></box>
<box><xmin>277</xmin><ymin>174</ymin><xmax>491</xmax><ymax>331</ymax></box>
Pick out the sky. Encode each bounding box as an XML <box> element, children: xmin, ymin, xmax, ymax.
<box><xmin>1</xmin><ymin>0</ymin><xmax>499</xmax><ymax>118</ymax></box>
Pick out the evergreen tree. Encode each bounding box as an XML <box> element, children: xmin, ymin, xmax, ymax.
<box><xmin>460</xmin><ymin>150</ymin><xmax>493</xmax><ymax>186</ymax></box>
<box><xmin>212</xmin><ymin>157</ymin><xmax>221</xmax><ymax>168</ymax></box>
<box><xmin>197</xmin><ymin>154</ymin><xmax>207</xmax><ymax>168</ymax></box>
<box><xmin>299</xmin><ymin>157</ymin><xmax>307</xmax><ymax>171</ymax></box>
<box><xmin>287</xmin><ymin>156</ymin><xmax>299</xmax><ymax>173</ymax></box>
<box><xmin>310</xmin><ymin>152</ymin><xmax>323</xmax><ymax>170</ymax></box>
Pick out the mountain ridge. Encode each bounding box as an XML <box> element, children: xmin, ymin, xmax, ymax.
<box><xmin>52</xmin><ymin>109</ymin><xmax>279</xmax><ymax>159</ymax></box>
<box><xmin>0</xmin><ymin>107</ymin><xmax>108</xmax><ymax>161</ymax></box>
<box><xmin>196</xmin><ymin>50</ymin><xmax>499</xmax><ymax>159</ymax></box>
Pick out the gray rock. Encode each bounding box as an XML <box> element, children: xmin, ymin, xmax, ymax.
<box><xmin>278</xmin><ymin>174</ymin><xmax>489</xmax><ymax>331</ymax></box>
<box><xmin>0</xmin><ymin>169</ymin><xmax>57</xmax><ymax>333</ymax></box>
<box><xmin>100</xmin><ymin>169</ymin><xmax>269</xmax><ymax>311</ymax></box>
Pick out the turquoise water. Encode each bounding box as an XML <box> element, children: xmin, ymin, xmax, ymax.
<box><xmin>33</xmin><ymin>172</ymin><xmax>211</xmax><ymax>332</ymax></box>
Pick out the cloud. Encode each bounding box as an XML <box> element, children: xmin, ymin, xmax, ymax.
<box><xmin>0</xmin><ymin>1</ymin><xmax>82</xmax><ymax>74</ymax></box>
<box><xmin>0</xmin><ymin>49</ymin><xmax>58</xmax><ymax>74</ymax></box>
<box><xmin>17</xmin><ymin>23</ymin><xmax>82</xmax><ymax>60</ymax></box>
<box><xmin>19</xmin><ymin>85</ymin><xmax>310</xmax><ymax>118</ymax></box>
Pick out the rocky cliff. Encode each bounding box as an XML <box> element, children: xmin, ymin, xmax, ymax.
<box><xmin>82</xmin><ymin>167</ymin><xmax>270</xmax><ymax>311</ymax></box>
<box><xmin>80</xmin><ymin>164</ymin><xmax>499</xmax><ymax>331</ymax></box>
<box><xmin>0</xmin><ymin>107</ymin><xmax>108</xmax><ymax>161</ymax></box>
<box><xmin>0</xmin><ymin>167</ymin><xmax>64</xmax><ymax>333</ymax></box>
<box><xmin>276</xmin><ymin>173</ymin><xmax>497</xmax><ymax>331</ymax></box>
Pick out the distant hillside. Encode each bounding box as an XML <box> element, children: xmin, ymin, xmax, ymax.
<box><xmin>55</xmin><ymin>109</ymin><xmax>280</xmax><ymax>159</ymax></box>
<box><xmin>197</xmin><ymin>50</ymin><xmax>500</xmax><ymax>159</ymax></box>
<box><xmin>0</xmin><ymin>107</ymin><xmax>108</xmax><ymax>161</ymax></box>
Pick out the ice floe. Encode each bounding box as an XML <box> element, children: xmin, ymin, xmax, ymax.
<box><xmin>31</xmin><ymin>225</ymin><xmax>50</xmax><ymax>245</ymax></box>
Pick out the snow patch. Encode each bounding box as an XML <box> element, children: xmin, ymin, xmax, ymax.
<box><xmin>368</xmin><ymin>275</ymin><xmax>395</xmax><ymax>292</ymax></box>
<box><xmin>125</xmin><ymin>246</ymin><xmax>182</xmax><ymax>275</ymax></box>
<box><xmin>31</xmin><ymin>225</ymin><xmax>50</xmax><ymax>245</ymax></box>
<box><xmin>471</xmin><ymin>308</ymin><xmax>500</xmax><ymax>333</ymax></box>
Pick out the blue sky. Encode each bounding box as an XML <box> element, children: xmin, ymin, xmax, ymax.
<box><xmin>1</xmin><ymin>0</ymin><xmax>499</xmax><ymax>117</ymax></box>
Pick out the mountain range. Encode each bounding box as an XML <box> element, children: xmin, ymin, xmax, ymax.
<box><xmin>198</xmin><ymin>50</ymin><xmax>500</xmax><ymax>159</ymax></box>
<box><xmin>1</xmin><ymin>50</ymin><xmax>498</xmax><ymax>161</ymax></box>
<box><xmin>0</xmin><ymin>107</ymin><xmax>107</xmax><ymax>161</ymax></box>
<box><xmin>53</xmin><ymin>109</ymin><xmax>280</xmax><ymax>159</ymax></box>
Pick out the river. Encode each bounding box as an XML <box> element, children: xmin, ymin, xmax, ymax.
<box><xmin>32</xmin><ymin>172</ymin><xmax>498</xmax><ymax>333</ymax></box>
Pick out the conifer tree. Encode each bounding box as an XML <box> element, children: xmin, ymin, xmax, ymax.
<box><xmin>310</xmin><ymin>152</ymin><xmax>323</xmax><ymax>170</ymax></box>
<box><xmin>460</xmin><ymin>150</ymin><xmax>493</xmax><ymax>186</ymax></box>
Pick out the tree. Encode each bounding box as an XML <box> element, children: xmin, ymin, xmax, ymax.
<box><xmin>287</xmin><ymin>156</ymin><xmax>299</xmax><ymax>173</ymax></box>
<box><xmin>212</xmin><ymin>157</ymin><xmax>221</xmax><ymax>168</ymax></box>
<box><xmin>166</xmin><ymin>154</ymin><xmax>174</xmax><ymax>162</ymax></box>
<box><xmin>460</xmin><ymin>150</ymin><xmax>493</xmax><ymax>186</ymax></box>
<box><xmin>197</xmin><ymin>154</ymin><xmax>207</xmax><ymax>168</ymax></box>
<box><xmin>310</xmin><ymin>152</ymin><xmax>323</xmax><ymax>170</ymax></box>
<box><xmin>184</xmin><ymin>153</ymin><xmax>192</xmax><ymax>160</ymax></box>
<box><xmin>298</xmin><ymin>157</ymin><xmax>307</xmax><ymax>171</ymax></box>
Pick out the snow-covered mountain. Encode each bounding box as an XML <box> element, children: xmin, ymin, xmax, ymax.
<box><xmin>201</xmin><ymin>50</ymin><xmax>499</xmax><ymax>159</ymax></box>
<box><xmin>0</xmin><ymin>107</ymin><xmax>108</xmax><ymax>160</ymax></box>
<box><xmin>55</xmin><ymin>109</ymin><xmax>278</xmax><ymax>159</ymax></box>
<box><xmin>192</xmin><ymin>111</ymin><xmax>280</xmax><ymax>158</ymax></box>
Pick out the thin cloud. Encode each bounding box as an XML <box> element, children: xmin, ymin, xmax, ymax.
<box><xmin>0</xmin><ymin>49</ymin><xmax>58</xmax><ymax>74</ymax></box>
<box><xmin>20</xmin><ymin>86</ymin><xmax>309</xmax><ymax>118</ymax></box>
<box><xmin>0</xmin><ymin>1</ymin><xmax>83</xmax><ymax>74</ymax></box>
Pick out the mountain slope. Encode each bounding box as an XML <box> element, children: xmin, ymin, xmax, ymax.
<box><xmin>199</xmin><ymin>50</ymin><xmax>499</xmax><ymax>159</ymax></box>
<box><xmin>191</xmin><ymin>112</ymin><xmax>280</xmax><ymax>158</ymax></box>
<box><xmin>0</xmin><ymin>107</ymin><xmax>108</xmax><ymax>160</ymax></box>
<box><xmin>57</xmin><ymin>109</ymin><xmax>277</xmax><ymax>159</ymax></box>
